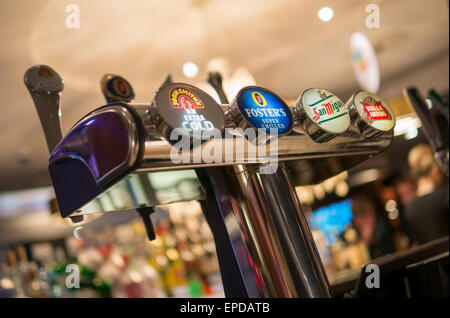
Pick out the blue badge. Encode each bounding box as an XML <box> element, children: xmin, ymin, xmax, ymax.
<box><xmin>237</xmin><ymin>87</ymin><xmax>292</xmax><ymax>135</ymax></box>
<box><xmin>103</xmin><ymin>76</ymin><xmax>134</xmax><ymax>103</ymax></box>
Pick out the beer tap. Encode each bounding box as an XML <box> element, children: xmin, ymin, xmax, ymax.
<box><xmin>25</xmin><ymin>61</ymin><xmax>396</xmax><ymax>298</ymax></box>
<box><xmin>24</xmin><ymin>65</ymin><xmax>64</xmax><ymax>154</ymax></box>
<box><xmin>403</xmin><ymin>87</ymin><xmax>449</xmax><ymax>176</ymax></box>
<box><xmin>100</xmin><ymin>73</ymin><xmax>157</xmax><ymax>240</ymax></box>
<box><xmin>100</xmin><ymin>74</ymin><xmax>135</xmax><ymax>104</ymax></box>
<box><xmin>207</xmin><ymin>72</ymin><xmax>229</xmax><ymax>104</ymax></box>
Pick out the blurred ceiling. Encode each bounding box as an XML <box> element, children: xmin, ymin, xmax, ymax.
<box><xmin>0</xmin><ymin>0</ymin><xmax>448</xmax><ymax>191</ymax></box>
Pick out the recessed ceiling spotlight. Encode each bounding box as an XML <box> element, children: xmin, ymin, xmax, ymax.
<box><xmin>183</xmin><ymin>61</ymin><xmax>199</xmax><ymax>78</ymax></box>
<box><xmin>318</xmin><ymin>6</ymin><xmax>334</xmax><ymax>22</ymax></box>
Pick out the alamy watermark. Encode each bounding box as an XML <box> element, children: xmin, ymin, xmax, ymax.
<box><xmin>365</xmin><ymin>264</ymin><xmax>380</xmax><ymax>289</ymax></box>
<box><xmin>65</xmin><ymin>4</ymin><xmax>80</xmax><ymax>29</ymax></box>
<box><xmin>366</xmin><ymin>4</ymin><xmax>380</xmax><ymax>29</ymax></box>
<box><xmin>65</xmin><ymin>264</ymin><xmax>80</xmax><ymax>289</ymax></box>
<box><xmin>169</xmin><ymin>127</ymin><xmax>280</xmax><ymax>174</ymax></box>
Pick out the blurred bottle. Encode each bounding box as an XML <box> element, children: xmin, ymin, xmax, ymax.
<box><xmin>16</xmin><ymin>245</ymin><xmax>50</xmax><ymax>298</ymax></box>
<box><xmin>344</xmin><ymin>227</ymin><xmax>371</xmax><ymax>269</ymax></box>
<box><xmin>330</xmin><ymin>237</ymin><xmax>349</xmax><ymax>271</ymax></box>
<box><xmin>2</xmin><ymin>250</ymin><xmax>26</xmax><ymax>297</ymax></box>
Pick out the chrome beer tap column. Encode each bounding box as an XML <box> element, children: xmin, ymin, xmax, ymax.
<box><xmin>230</xmin><ymin>86</ymin><xmax>331</xmax><ymax>297</ymax></box>
<box><xmin>204</xmin><ymin>79</ymin><xmax>332</xmax><ymax>297</ymax></box>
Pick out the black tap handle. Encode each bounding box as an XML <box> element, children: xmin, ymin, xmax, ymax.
<box><xmin>136</xmin><ymin>206</ymin><xmax>156</xmax><ymax>241</ymax></box>
<box><xmin>207</xmin><ymin>71</ymin><xmax>229</xmax><ymax>104</ymax></box>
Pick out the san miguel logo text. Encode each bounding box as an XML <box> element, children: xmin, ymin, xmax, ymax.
<box><xmin>170</xmin><ymin>88</ymin><xmax>204</xmax><ymax>110</ymax></box>
<box><xmin>310</xmin><ymin>91</ymin><xmax>346</xmax><ymax>123</ymax></box>
<box><xmin>361</xmin><ymin>96</ymin><xmax>391</xmax><ymax>121</ymax></box>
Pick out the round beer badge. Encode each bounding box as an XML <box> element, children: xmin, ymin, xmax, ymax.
<box><xmin>299</xmin><ymin>88</ymin><xmax>350</xmax><ymax>134</ymax></box>
<box><xmin>352</xmin><ymin>91</ymin><xmax>395</xmax><ymax>132</ymax></box>
<box><xmin>24</xmin><ymin>65</ymin><xmax>64</xmax><ymax>94</ymax></box>
<box><xmin>150</xmin><ymin>83</ymin><xmax>224</xmax><ymax>144</ymax></box>
<box><xmin>235</xmin><ymin>86</ymin><xmax>292</xmax><ymax>135</ymax></box>
<box><xmin>101</xmin><ymin>74</ymin><xmax>135</xmax><ymax>103</ymax></box>
<box><xmin>169</xmin><ymin>87</ymin><xmax>204</xmax><ymax>111</ymax></box>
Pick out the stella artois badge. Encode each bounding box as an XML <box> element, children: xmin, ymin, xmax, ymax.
<box><xmin>353</xmin><ymin>91</ymin><xmax>395</xmax><ymax>131</ymax></box>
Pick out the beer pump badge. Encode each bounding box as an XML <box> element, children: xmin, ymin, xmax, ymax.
<box><xmin>152</xmin><ymin>83</ymin><xmax>224</xmax><ymax>141</ymax></box>
<box><xmin>237</xmin><ymin>87</ymin><xmax>292</xmax><ymax>135</ymax></box>
<box><xmin>301</xmin><ymin>88</ymin><xmax>350</xmax><ymax>133</ymax></box>
<box><xmin>24</xmin><ymin>65</ymin><xmax>64</xmax><ymax>94</ymax></box>
<box><xmin>354</xmin><ymin>91</ymin><xmax>395</xmax><ymax>131</ymax></box>
<box><xmin>101</xmin><ymin>74</ymin><xmax>135</xmax><ymax>102</ymax></box>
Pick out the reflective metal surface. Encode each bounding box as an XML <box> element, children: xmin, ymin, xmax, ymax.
<box><xmin>76</xmin><ymin>169</ymin><xmax>206</xmax><ymax>215</ymax></box>
<box><xmin>48</xmin><ymin>100</ymin><xmax>393</xmax><ymax>216</ymax></box>
<box><xmin>49</xmin><ymin>105</ymin><xmax>140</xmax><ymax>185</ymax></box>
<box><xmin>24</xmin><ymin>65</ymin><xmax>64</xmax><ymax>154</ymax></box>
<box><xmin>206</xmin><ymin>163</ymin><xmax>332</xmax><ymax>297</ymax></box>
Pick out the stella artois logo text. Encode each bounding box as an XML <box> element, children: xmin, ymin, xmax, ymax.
<box><xmin>361</xmin><ymin>96</ymin><xmax>391</xmax><ymax>121</ymax></box>
<box><xmin>170</xmin><ymin>88</ymin><xmax>204</xmax><ymax>110</ymax></box>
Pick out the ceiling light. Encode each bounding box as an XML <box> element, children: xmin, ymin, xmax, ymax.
<box><xmin>183</xmin><ymin>61</ymin><xmax>199</xmax><ymax>78</ymax></box>
<box><xmin>318</xmin><ymin>6</ymin><xmax>334</xmax><ymax>22</ymax></box>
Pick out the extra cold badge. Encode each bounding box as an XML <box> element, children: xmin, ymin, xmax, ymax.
<box><xmin>150</xmin><ymin>83</ymin><xmax>224</xmax><ymax>143</ymax></box>
<box><xmin>236</xmin><ymin>86</ymin><xmax>292</xmax><ymax>135</ymax></box>
<box><xmin>353</xmin><ymin>91</ymin><xmax>395</xmax><ymax>132</ymax></box>
<box><xmin>300</xmin><ymin>88</ymin><xmax>350</xmax><ymax>134</ymax></box>
<box><xmin>169</xmin><ymin>87</ymin><xmax>215</xmax><ymax>132</ymax></box>
<box><xmin>101</xmin><ymin>74</ymin><xmax>135</xmax><ymax>103</ymax></box>
<box><xmin>170</xmin><ymin>87</ymin><xmax>204</xmax><ymax>112</ymax></box>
